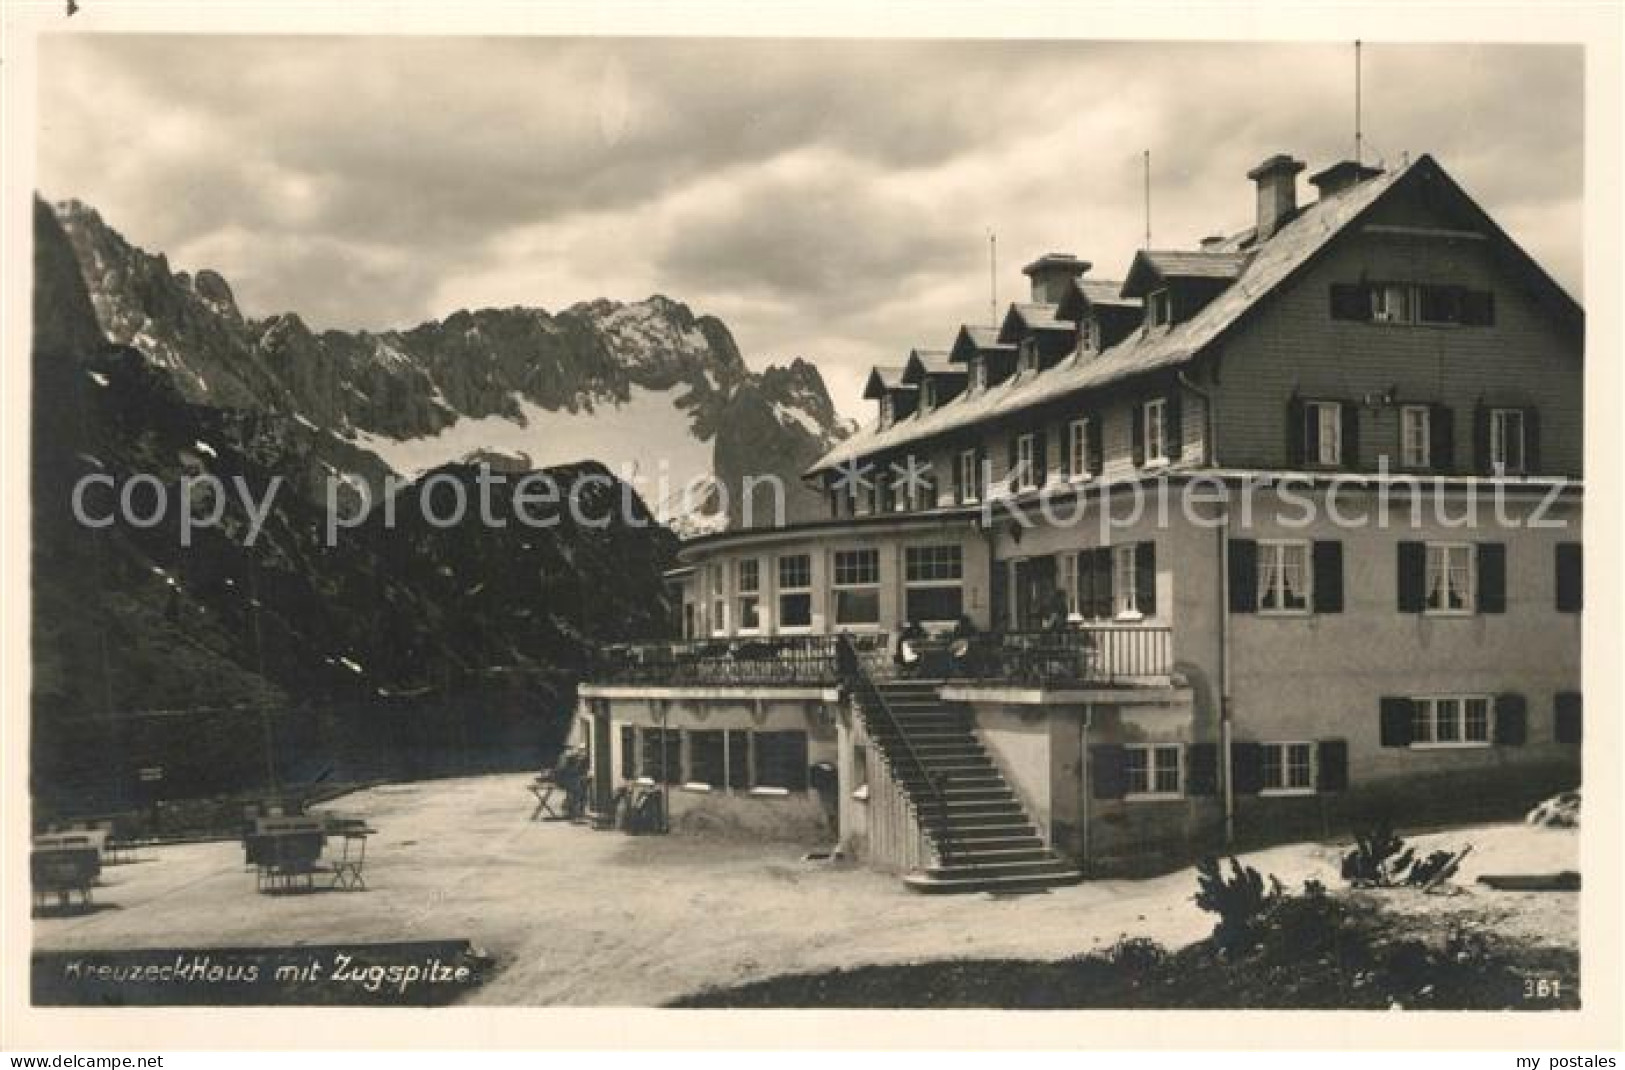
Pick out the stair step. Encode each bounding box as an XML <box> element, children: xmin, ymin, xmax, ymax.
<box><xmin>942</xmin><ymin>832</ymin><xmax>1040</xmax><ymax>852</ymax></box>
<box><xmin>928</xmin><ymin>801</ymin><xmax>1025</xmax><ymax>814</ymax></box>
<box><xmin>922</xmin><ymin>823</ymin><xmax>1039</xmax><ymax>841</ymax></box>
<box><xmin>920</xmin><ymin>814</ymin><xmax>1035</xmax><ymax>831</ymax></box>
<box><xmin>933</xmin><ymin>846</ymin><xmax>1056</xmax><ymax>865</ymax></box>
<box><xmin>928</xmin><ymin>856</ymin><xmax>1076</xmax><ymax>875</ymax></box>
<box><xmin>903</xmin><ymin>866</ymin><xmax>1084</xmax><ymax>895</ymax></box>
<box><xmin>896</xmin><ymin>774</ymin><xmax>1005</xmax><ymax>788</ymax></box>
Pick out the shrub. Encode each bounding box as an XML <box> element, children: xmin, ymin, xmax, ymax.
<box><xmin>1341</xmin><ymin>819</ymin><xmax>1415</xmax><ymax>886</ymax></box>
<box><xmin>1403</xmin><ymin>849</ymin><xmax>1462</xmax><ymax>887</ymax></box>
<box><xmin>1342</xmin><ymin>820</ymin><xmax>1466</xmax><ymax>889</ymax></box>
<box><xmin>1103</xmin><ymin>935</ymin><xmax>1167</xmax><ymax>974</ymax></box>
<box><xmin>1194</xmin><ymin>855</ymin><xmax>1284</xmax><ymax>950</ymax></box>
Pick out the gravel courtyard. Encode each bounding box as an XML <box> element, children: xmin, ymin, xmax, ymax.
<box><xmin>33</xmin><ymin>773</ymin><xmax>1579</xmax><ymax>1006</ymax></box>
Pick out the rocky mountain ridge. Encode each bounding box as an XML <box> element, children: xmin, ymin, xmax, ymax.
<box><xmin>55</xmin><ymin>200</ymin><xmax>851</xmax><ymax>529</ymax></box>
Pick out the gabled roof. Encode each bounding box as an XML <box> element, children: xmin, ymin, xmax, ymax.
<box><xmin>810</xmin><ymin>154</ymin><xmax>1580</xmax><ymax>476</ymax></box>
<box><xmin>1055</xmin><ymin>278</ymin><xmax>1139</xmax><ymax>321</ymax></box>
<box><xmin>996</xmin><ymin>302</ymin><xmax>1071</xmax><ymax>344</ymax></box>
<box><xmin>861</xmin><ymin>365</ymin><xmax>913</xmax><ymax>400</ymax></box>
<box><xmin>902</xmin><ymin>348</ymin><xmax>965</xmax><ymax>385</ymax></box>
<box><xmin>1121</xmin><ymin>249</ymin><xmax>1250</xmax><ymax>298</ymax></box>
<box><xmin>947</xmin><ymin>324</ymin><xmax>1016</xmax><ymax>364</ymax></box>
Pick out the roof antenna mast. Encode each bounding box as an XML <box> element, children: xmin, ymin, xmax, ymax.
<box><xmin>1355</xmin><ymin>39</ymin><xmax>1363</xmax><ymax>166</ymax></box>
<box><xmin>1143</xmin><ymin>149</ymin><xmax>1152</xmax><ymax>250</ymax></box>
<box><xmin>988</xmin><ymin>229</ymin><xmax>997</xmax><ymax>326</ymax></box>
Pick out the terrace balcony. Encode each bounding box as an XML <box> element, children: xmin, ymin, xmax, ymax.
<box><xmin>588</xmin><ymin>626</ymin><xmax>1174</xmax><ymax>691</ymax></box>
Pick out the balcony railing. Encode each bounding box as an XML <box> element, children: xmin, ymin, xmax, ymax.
<box><xmin>943</xmin><ymin>627</ymin><xmax>1173</xmax><ymax>688</ymax></box>
<box><xmin>588</xmin><ymin>625</ymin><xmax>1172</xmax><ymax>689</ymax></box>
<box><xmin>591</xmin><ymin>634</ymin><xmax>891</xmax><ymax>687</ymax></box>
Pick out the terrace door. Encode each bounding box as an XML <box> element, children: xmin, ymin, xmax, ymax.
<box><xmin>1013</xmin><ymin>555</ymin><xmax>1057</xmax><ymax>630</ymax></box>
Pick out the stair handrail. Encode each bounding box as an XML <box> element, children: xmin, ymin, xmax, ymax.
<box><xmin>836</xmin><ymin>633</ymin><xmax>955</xmax><ymax>867</ymax></box>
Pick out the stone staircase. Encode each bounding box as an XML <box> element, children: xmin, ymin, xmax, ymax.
<box><xmin>858</xmin><ymin>678</ymin><xmax>1083</xmax><ymax>894</ymax></box>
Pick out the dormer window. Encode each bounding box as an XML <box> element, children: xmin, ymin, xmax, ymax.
<box><xmin>971</xmin><ymin>357</ymin><xmax>987</xmax><ymax>390</ymax></box>
<box><xmin>1147</xmin><ymin>290</ymin><xmax>1173</xmax><ymax>328</ymax></box>
<box><xmin>879</xmin><ymin>394</ymin><xmax>894</xmax><ymax>428</ymax></box>
<box><xmin>921</xmin><ymin>380</ymin><xmax>937</xmax><ymax>412</ymax></box>
<box><xmin>1019</xmin><ymin>339</ymin><xmax>1039</xmax><ymax>374</ymax></box>
<box><xmin>1078</xmin><ymin>316</ymin><xmax>1101</xmax><ymax>354</ymax></box>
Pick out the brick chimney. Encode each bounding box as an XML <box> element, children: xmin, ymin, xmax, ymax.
<box><xmin>1309</xmin><ymin>160</ymin><xmax>1384</xmax><ymax>200</ymax></box>
<box><xmin>1021</xmin><ymin>253</ymin><xmax>1091</xmax><ymax>304</ymax></box>
<box><xmin>1246</xmin><ymin>154</ymin><xmax>1306</xmax><ymax>241</ymax></box>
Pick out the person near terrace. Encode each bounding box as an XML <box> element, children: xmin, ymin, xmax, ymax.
<box><xmin>895</xmin><ymin>620</ymin><xmax>926</xmax><ymax>677</ymax></box>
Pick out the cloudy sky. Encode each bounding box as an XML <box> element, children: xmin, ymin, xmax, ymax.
<box><xmin>38</xmin><ymin>36</ymin><xmax>1582</xmax><ymax>418</ymax></box>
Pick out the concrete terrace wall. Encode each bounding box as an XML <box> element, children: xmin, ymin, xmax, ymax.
<box><xmin>587</xmin><ymin>691</ymin><xmax>840</xmax><ymax>843</ymax></box>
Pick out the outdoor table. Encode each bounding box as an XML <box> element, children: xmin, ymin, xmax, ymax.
<box><xmin>248</xmin><ymin>816</ymin><xmax>328</xmax><ymax>894</ymax></box>
<box><xmin>31</xmin><ymin>835</ymin><xmax>102</xmax><ymax>910</ymax></box>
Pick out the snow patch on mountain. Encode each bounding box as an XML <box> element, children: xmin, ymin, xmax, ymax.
<box><xmin>352</xmin><ymin>385</ymin><xmax>720</xmax><ymax>523</ymax></box>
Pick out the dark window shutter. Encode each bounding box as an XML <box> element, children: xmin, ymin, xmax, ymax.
<box><xmin>1461</xmin><ymin>289</ymin><xmax>1495</xmax><ymax>326</ymax></box>
<box><xmin>1228</xmin><ymin>539</ymin><xmax>1259</xmax><ymax>613</ymax></box>
<box><xmin>1231</xmin><ymin>741</ymin><xmax>1264</xmax><ymax>795</ymax></box>
<box><xmin>1076</xmin><ymin>550</ymin><xmax>1095</xmax><ymax>621</ymax></box>
<box><xmin>1186</xmin><ymin>743</ymin><xmax>1219</xmax><ymax>795</ymax></box>
<box><xmin>1007</xmin><ymin>434</ymin><xmax>1019</xmax><ymax>481</ymax></box>
<box><xmin>977</xmin><ymin>446</ymin><xmax>989</xmax><ymax>495</ymax></box>
<box><xmin>1379</xmin><ymin>697</ymin><xmax>1415</xmax><ymax>747</ymax></box>
<box><xmin>1131</xmin><ymin>403</ymin><xmax>1146</xmax><ymax>466</ymax></box>
<box><xmin>1135</xmin><ymin>541</ymin><xmax>1157</xmax><ymax>617</ymax></box>
<box><xmin>1473</xmin><ymin>402</ymin><xmax>1492</xmax><ymax>475</ymax></box>
<box><xmin>1094</xmin><ymin>547</ymin><xmax>1115</xmax><ymax>619</ymax></box>
<box><xmin>1165</xmin><ymin>390</ymin><xmax>1183</xmax><ymax>461</ymax></box>
<box><xmin>1033</xmin><ymin>428</ymin><xmax>1048</xmax><ymax>485</ymax></box>
<box><xmin>1556</xmin><ymin>542</ymin><xmax>1582</xmax><ymax>612</ymax></box>
<box><xmin>1317</xmin><ymin>739</ymin><xmax>1349</xmax><ymax>792</ymax></box>
<box><xmin>727</xmin><ymin>730</ymin><xmax>750</xmax><ymax>789</ymax></box>
<box><xmin>1554</xmin><ymin>692</ymin><xmax>1582</xmax><ymax>745</ymax></box>
<box><xmin>1429</xmin><ymin>404</ymin><xmax>1455</xmax><ymax>472</ymax></box>
<box><xmin>1341</xmin><ymin>403</ymin><xmax>1360</xmax><ymax>469</ymax></box>
<box><xmin>1477</xmin><ymin>543</ymin><xmax>1507</xmax><ymax>614</ymax></box>
<box><xmin>1494</xmin><ymin>692</ymin><xmax>1528</xmax><ymax>746</ymax></box>
<box><xmin>1285</xmin><ymin>396</ymin><xmax>1306</xmax><ymax>467</ymax></box>
<box><xmin>620</xmin><ymin>726</ymin><xmax>636</xmax><ymax>780</ymax></box>
<box><xmin>1087</xmin><ymin>416</ymin><xmax>1104</xmax><ymax>475</ymax></box>
<box><xmin>1330</xmin><ymin>283</ymin><xmax>1368</xmax><ymax>321</ymax></box>
<box><xmin>1091</xmin><ymin>744</ymin><xmax>1126</xmax><ymax>800</ymax></box>
<box><xmin>665</xmin><ymin>729</ymin><xmax>684</xmax><ymax>785</ymax></box>
<box><xmin>1397</xmin><ymin>542</ymin><xmax>1427</xmax><ymax>613</ymax></box>
<box><xmin>1524</xmin><ymin>406</ymin><xmax>1541</xmax><ymax>473</ymax></box>
<box><xmin>1312</xmin><ymin>540</ymin><xmax>1344</xmax><ymax>613</ymax></box>
<box><xmin>991</xmin><ymin>557</ymin><xmax>1009</xmax><ymax>631</ymax></box>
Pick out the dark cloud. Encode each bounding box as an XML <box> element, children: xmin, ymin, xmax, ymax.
<box><xmin>38</xmin><ymin>36</ymin><xmax>1583</xmax><ymax>416</ymax></box>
